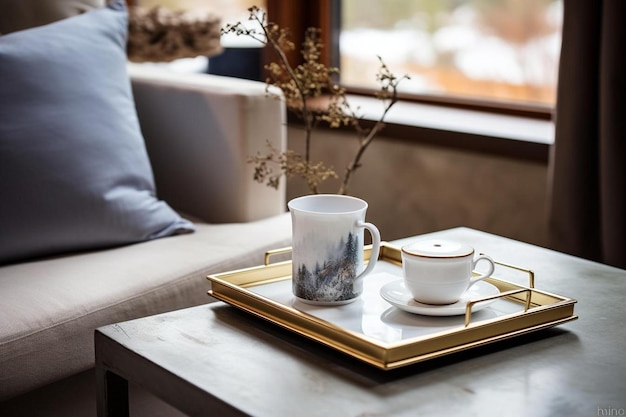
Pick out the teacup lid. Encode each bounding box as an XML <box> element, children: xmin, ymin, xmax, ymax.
<box><xmin>401</xmin><ymin>240</ymin><xmax>474</xmax><ymax>258</ymax></box>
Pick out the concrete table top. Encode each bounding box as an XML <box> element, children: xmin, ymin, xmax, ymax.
<box><xmin>96</xmin><ymin>227</ymin><xmax>626</xmax><ymax>417</ymax></box>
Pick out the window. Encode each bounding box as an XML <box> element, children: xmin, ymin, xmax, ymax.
<box><xmin>134</xmin><ymin>0</ymin><xmax>562</xmax><ymax>117</ymax></box>
<box><xmin>265</xmin><ymin>0</ymin><xmax>561</xmax><ymax>119</ymax></box>
<box><xmin>263</xmin><ymin>0</ymin><xmax>556</xmax><ymax>161</ymax></box>
<box><xmin>132</xmin><ymin>0</ymin><xmax>558</xmax><ymax>158</ymax></box>
<box><xmin>339</xmin><ymin>0</ymin><xmax>563</xmax><ymax>115</ymax></box>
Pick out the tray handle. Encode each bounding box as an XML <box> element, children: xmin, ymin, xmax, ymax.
<box><xmin>481</xmin><ymin>253</ymin><xmax>535</xmax><ymax>289</ymax></box>
<box><xmin>464</xmin><ymin>288</ymin><xmax>533</xmax><ymax>327</ymax></box>
<box><xmin>264</xmin><ymin>247</ymin><xmax>293</xmax><ymax>266</ymax></box>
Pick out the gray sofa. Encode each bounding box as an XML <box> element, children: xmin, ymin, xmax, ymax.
<box><xmin>0</xmin><ymin>63</ymin><xmax>292</xmax><ymax>409</ymax></box>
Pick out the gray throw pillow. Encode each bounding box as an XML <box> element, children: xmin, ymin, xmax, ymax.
<box><xmin>0</xmin><ymin>1</ymin><xmax>195</xmax><ymax>265</ymax></box>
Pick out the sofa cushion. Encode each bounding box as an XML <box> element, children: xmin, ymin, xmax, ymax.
<box><xmin>0</xmin><ymin>0</ymin><xmax>104</xmax><ymax>34</ymax></box>
<box><xmin>0</xmin><ymin>1</ymin><xmax>194</xmax><ymax>265</ymax></box>
<box><xmin>0</xmin><ymin>213</ymin><xmax>292</xmax><ymax>400</ymax></box>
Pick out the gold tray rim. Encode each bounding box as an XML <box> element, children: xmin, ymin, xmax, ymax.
<box><xmin>207</xmin><ymin>243</ymin><xmax>578</xmax><ymax>370</ymax></box>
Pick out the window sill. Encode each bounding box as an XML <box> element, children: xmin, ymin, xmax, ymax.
<box><xmin>138</xmin><ymin>58</ymin><xmax>553</xmax><ymax>163</ymax></box>
<box><xmin>302</xmin><ymin>95</ymin><xmax>555</xmax><ymax>163</ymax></box>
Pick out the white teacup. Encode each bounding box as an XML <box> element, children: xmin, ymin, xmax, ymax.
<box><xmin>401</xmin><ymin>239</ymin><xmax>495</xmax><ymax>305</ymax></box>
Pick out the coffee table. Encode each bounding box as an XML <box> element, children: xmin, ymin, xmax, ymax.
<box><xmin>96</xmin><ymin>227</ymin><xmax>626</xmax><ymax>417</ymax></box>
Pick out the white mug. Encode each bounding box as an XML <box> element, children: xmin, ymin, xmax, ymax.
<box><xmin>401</xmin><ymin>239</ymin><xmax>495</xmax><ymax>305</ymax></box>
<box><xmin>288</xmin><ymin>194</ymin><xmax>381</xmax><ymax>305</ymax></box>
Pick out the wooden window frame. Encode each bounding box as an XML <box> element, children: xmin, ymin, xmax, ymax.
<box><xmin>266</xmin><ymin>0</ymin><xmax>554</xmax><ymax>121</ymax></box>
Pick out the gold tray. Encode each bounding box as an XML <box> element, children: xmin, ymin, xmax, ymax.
<box><xmin>207</xmin><ymin>243</ymin><xmax>577</xmax><ymax>370</ymax></box>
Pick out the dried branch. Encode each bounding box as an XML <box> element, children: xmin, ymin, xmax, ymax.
<box><xmin>223</xmin><ymin>6</ymin><xmax>408</xmax><ymax>195</ymax></box>
<box><xmin>338</xmin><ymin>57</ymin><xmax>409</xmax><ymax>195</ymax></box>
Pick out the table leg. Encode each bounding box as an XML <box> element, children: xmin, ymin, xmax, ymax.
<box><xmin>96</xmin><ymin>366</ymin><xmax>129</xmax><ymax>417</ymax></box>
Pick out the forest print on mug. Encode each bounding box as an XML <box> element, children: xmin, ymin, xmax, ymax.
<box><xmin>293</xmin><ymin>232</ymin><xmax>361</xmax><ymax>302</ymax></box>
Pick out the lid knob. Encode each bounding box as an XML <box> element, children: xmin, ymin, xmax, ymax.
<box><xmin>401</xmin><ymin>240</ymin><xmax>474</xmax><ymax>258</ymax></box>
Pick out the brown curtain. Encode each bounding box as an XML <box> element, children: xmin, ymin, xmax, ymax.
<box><xmin>549</xmin><ymin>0</ymin><xmax>625</xmax><ymax>269</ymax></box>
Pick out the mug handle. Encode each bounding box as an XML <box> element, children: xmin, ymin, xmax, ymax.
<box><xmin>468</xmin><ymin>254</ymin><xmax>496</xmax><ymax>288</ymax></box>
<box><xmin>354</xmin><ymin>220</ymin><xmax>381</xmax><ymax>281</ymax></box>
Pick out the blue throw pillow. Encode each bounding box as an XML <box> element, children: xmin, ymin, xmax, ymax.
<box><xmin>0</xmin><ymin>1</ymin><xmax>195</xmax><ymax>265</ymax></box>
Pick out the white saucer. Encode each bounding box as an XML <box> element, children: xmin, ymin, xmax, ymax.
<box><xmin>379</xmin><ymin>280</ymin><xmax>499</xmax><ymax>316</ymax></box>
